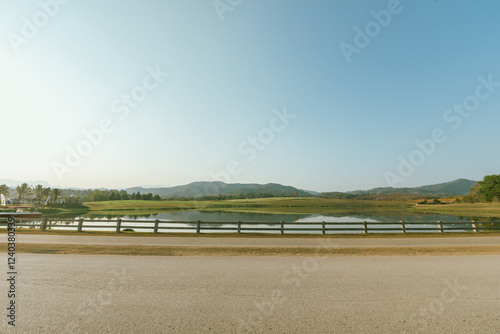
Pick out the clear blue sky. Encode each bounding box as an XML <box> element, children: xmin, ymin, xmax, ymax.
<box><xmin>1</xmin><ymin>0</ymin><xmax>499</xmax><ymax>192</ymax></box>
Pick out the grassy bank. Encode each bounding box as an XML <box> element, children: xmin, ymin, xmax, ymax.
<box><xmin>84</xmin><ymin>198</ymin><xmax>412</xmax><ymax>215</ymax></box>
<box><xmin>413</xmin><ymin>203</ymin><xmax>500</xmax><ymax>218</ymax></box>
<box><xmin>37</xmin><ymin>207</ymin><xmax>90</xmax><ymax>216</ymax></box>
<box><xmin>27</xmin><ymin>198</ymin><xmax>499</xmax><ymax>219</ymax></box>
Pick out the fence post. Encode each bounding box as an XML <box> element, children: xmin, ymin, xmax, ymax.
<box><xmin>363</xmin><ymin>221</ymin><xmax>368</xmax><ymax>234</ymax></box>
<box><xmin>154</xmin><ymin>219</ymin><xmax>159</xmax><ymax>234</ymax></box>
<box><xmin>237</xmin><ymin>221</ymin><xmax>241</xmax><ymax>234</ymax></box>
<box><xmin>437</xmin><ymin>221</ymin><xmax>443</xmax><ymax>233</ymax></box>
<box><xmin>77</xmin><ymin>218</ymin><xmax>84</xmax><ymax>232</ymax></box>
<box><xmin>471</xmin><ymin>220</ymin><xmax>477</xmax><ymax>233</ymax></box>
<box><xmin>400</xmin><ymin>220</ymin><xmax>405</xmax><ymax>234</ymax></box>
<box><xmin>197</xmin><ymin>220</ymin><xmax>201</xmax><ymax>234</ymax></box>
<box><xmin>116</xmin><ymin>218</ymin><xmax>122</xmax><ymax>233</ymax></box>
<box><xmin>280</xmin><ymin>221</ymin><xmax>284</xmax><ymax>235</ymax></box>
<box><xmin>322</xmin><ymin>221</ymin><xmax>325</xmax><ymax>235</ymax></box>
<box><xmin>41</xmin><ymin>218</ymin><xmax>47</xmax><ymax>231</ymax></box>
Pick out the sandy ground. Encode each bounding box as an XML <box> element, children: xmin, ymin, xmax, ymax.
<box><xmin>0</xmin><ymin>254</ymin><xmax>499</xmax><ymax>333</ymax></box>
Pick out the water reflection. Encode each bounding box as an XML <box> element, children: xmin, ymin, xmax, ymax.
<box><xmin>50</xmin><ymin>210</ymin><xmax>487</xmax><ymax>223</ymax></box>
<box><xmin>33</xmin><ymin>210</ymin><xmax>500</xmax><ymax>234</ymax></box>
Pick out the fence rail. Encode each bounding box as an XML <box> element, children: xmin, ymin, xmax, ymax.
<box><xmin>1</xmin><ymin>218</ymin><xmax>500</xmax><ymax>235</ymax></box>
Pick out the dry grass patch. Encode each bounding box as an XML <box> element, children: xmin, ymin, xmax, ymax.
<box><xmin>6</xmin><ymin>243</ymin><xmax>500</xmax><ymax>257</ymax></box>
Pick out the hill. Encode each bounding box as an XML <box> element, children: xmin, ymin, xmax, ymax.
<box><xmin>0</xmin><ymin>179</ymin><xmax>51</xmax><ymax>188</ymax></box>
<box><xmin>126</xmin><ymin>181</ymin><xmax>312</xmax><ymax>199</ymax></box>
<box><xmin>347</xmin><ymin>179</ymin><xmax>477</xmax><ymax>197</ymax></box>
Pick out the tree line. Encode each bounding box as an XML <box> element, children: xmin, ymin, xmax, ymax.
<box><xmin>86</xmin><ymin>189</ymin><xmax>161</xmax><ymax>202</ymax></box>
<box><xmin>1</xmin><ymin>174</ymin><xmax>498</xmax><ymax>205</ymax></box>
<box><xmin>0</xmin><ymin>183</ymin><xmax>161</xmax><ymax>205</ymax></box>
<box><xmin>0</xmin><ymin>183</ymin><xmax>63</xmax><ymax>204</ymax></box>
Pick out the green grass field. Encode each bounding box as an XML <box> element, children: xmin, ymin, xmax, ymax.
<box><xmin>29</xmin><ymin>197</ymin><xmax>498</xmax><ymax>218</ymax></box>
<box><xmin>413</xmin><ymin>202</ymin><xmax>500</xmax><ymax>218</ymax></box>
<box><xmin>84</xmin><ymin>197</ymin><xmax>413</xmax><ymax>215</ymax></box>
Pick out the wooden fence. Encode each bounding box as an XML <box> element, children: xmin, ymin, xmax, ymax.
<box><xmin>3</xmin><ymin>218</ymin><xmax>500</xmax><ymax>234</ymax></box>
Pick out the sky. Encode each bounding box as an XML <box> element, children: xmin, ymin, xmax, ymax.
<box><xmin>0</xmin><ymin>0</ymin><xmax>499</xmax><ymax>192</ymax></box>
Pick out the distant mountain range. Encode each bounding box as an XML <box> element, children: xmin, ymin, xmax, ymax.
<box><xmin>127</xmin><ymin>179</ymin><xmax>477</xmax><ymax>198</ymax></box>
<box><xmin>0</xmin><ymin>178</ymin><xmax>478</xmax><ymax>198</ymax></box>
<box><xmin>126</xmin><ymin>182</ymin><xmax>312</xmax><ymax>198</ymax></box>
<box><xmin>0</xmin><ymin>179</ymin><xmax>51</xmax><ymax>188</ymax></box>
<box><xmin>347</xmin><ymin>179</ymin><xmax>477</xmax><ymax>197</ymax></box>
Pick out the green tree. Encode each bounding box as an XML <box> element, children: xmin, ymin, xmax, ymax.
<box><xmin>476</xmin><ymin>174</ymin><xmax>500</xmax><ymax>202</ymax></box>
<box><xmin>121</xmin><ymin>193</ymin><xmax>131</xmax><ymax>200</ymax></box>
<box><xmin>51</xmin><ymin>188</ymin><xmax>62</xmax><ymax>203</ymax></box>
<box><xmin>140</xmin><ymin>193</ymin><xmax>152</xmax><ymax>200</ymax></box>
<box><xmin>34</xmin><ymin>185</ymin><xmax>51</xmax><ymax>202</ymax></box>
<box><xmin>0</xmin><ymin>184</ymin><xmax>10</xmax><ymax>198</ymax></box>
<box><xmin>16</xmin><ymin>183</ymin><xmax>32</xmax><ymax>203</ymax></box>
<box><xmin>109</xmin><ymin>191</ymin><xmax>119</xmax><ymax>201</ymax></box>
<box><xmin>153</xmin><ymin>194</ymin><xmax>161</xmax><ymax>201</ymax></box>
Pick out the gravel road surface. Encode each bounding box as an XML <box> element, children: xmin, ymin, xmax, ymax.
<box><xmin>1</xmin><ymin>254</ymin><xmax>499</xmax><ymax>333</ymax></box>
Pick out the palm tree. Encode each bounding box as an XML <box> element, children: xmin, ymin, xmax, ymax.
<box><xmin>0</xmin><ymin>184</ymin><xmax>10</xmax><ymax>206</ymax></box>
<box><xmin>34</xmin><ymin>185</ymin><xmax>51</xmax><ymax>203</ymax></box>
<box><xmin>44</xmin><ymin>187</ymin><xmax>51</xmax><ymax>201</ymax></box>
<box><xmin>51</xmin><ymin>188</ymin><xmax>62</xmax><ymax>204</ymax></box>
<box><xmin>0</xmin><ymin>184</ymin><xmax>10</xmax><ymax>197</ymax></box>
<box><xmin>34</xmin><ymin>185</ymin><xmax>44</xmax><ymax>202</ymax></box>
<box><xmin>16</xmin><ymin>183</ymin><xmax>32</xmax><ymax>203</ymax></box>
<box><xmin>33</xmin><ymin>184</ymin><xmax>45</xmax><ymax>202</ymax></box>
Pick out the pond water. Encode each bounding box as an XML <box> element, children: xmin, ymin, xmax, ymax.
<box><xmin>70</xmin><ymin>210</ymin><xmax>484</xmax><ymax>222</ymax></box>
<box><xmin>37</xmin><ymin>210</ymin><xmax>496</xmax><ymax>234</ymax></box>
